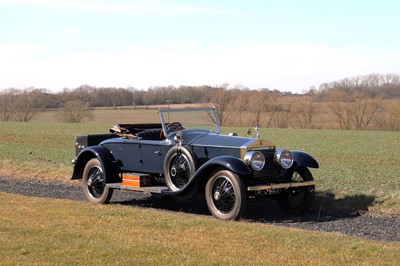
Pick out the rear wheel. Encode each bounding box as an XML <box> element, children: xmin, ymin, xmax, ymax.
<box><xmin>82</xmin><ymin>158</ymin><xmax>113</xmax><ymax>204</ymax></box>
<box><xmin>278</xmin><ymin>167</ymin><xmax>315</xmax><ymax>214</ymax></box>
<box><xmin>205</xmin><ymin>170</ymin><xmax>246</xmax><ymax>220</ymax></box>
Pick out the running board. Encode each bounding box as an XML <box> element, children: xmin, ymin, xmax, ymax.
<box><xmin>247</xmin><ymin>180</ymin><xmax>321</xmax><ymax>192</ymax></box>
<box><xmin>106</xmin><ymin>183</ymin><xmax>169</xmax><ymax>194</ymax></box>
<box><xmin>107</xmin><ymin>180</ymin><xmax>320</xmax><ymax>194</ymax></box>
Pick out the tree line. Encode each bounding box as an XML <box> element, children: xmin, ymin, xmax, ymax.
<box><xmin>315</xmin><ymin>73</ymin><xmax>400</xmax><ymax>100</ymax></box>
<box><xmin>0</xmin><ymin>73</ymin><xmax>399</xmax><ymax>130</ymax></box>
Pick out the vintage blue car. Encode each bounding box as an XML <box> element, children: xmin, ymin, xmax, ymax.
<box><xmin>72</xmin><ymin>107</ymin><xmax>320</xmax><ymax>220</ymax></box>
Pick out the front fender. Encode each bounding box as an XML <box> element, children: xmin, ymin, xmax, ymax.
<box><xmin>162</xmin><ymin>156</ymin><xmax>250</xmax><ymax>197</ymax></box>
<box><xmin>292</xmin><ymin>150</ymin><xmax>319</xmax><ymax>168</ymax></box>
<box><xmin>196</xmin><ymin>156</ymin><xmax>251</xmax><ymax>177</ymax></box>
<box><xmin>71</xmin><ymin>146</ymin><xmax>119</xmax><ymax>183</ymax></box>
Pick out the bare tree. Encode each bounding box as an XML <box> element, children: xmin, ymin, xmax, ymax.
<box><xmin>294</xmin><ymin>98</ymin><xmax>320</xmax><ymax>128</ymax></box>
<box><xmin>386</xmin><ymin>103</ymin><xmax>400</xmax><ymax>131</ymax></box>
<box><xmin>246</xmin><ymin>91</ymin><xmax>267</xmax><ymax>127</ymax></box>
<box><xmin>11</xmin><ymin>90</ymin><xmax>37</xmax><ymax>122</ymax></box>
<box><xmin>273</xmin><ymin>103</ymin><xmax>293</xmax><ymax>128</ymax></box>
<box><xmin>329</xmin><ymin>102</ymin><xmax>352</xmax><ymax>130</ymax></box>
<box><xmin>329</xmin><ymin>93</ymin><xmax>382</xmax><ymax>130</ymax></box>
<box><xmin>0</xmin><ymin>92</ymin><xmax>13</xmax><ymax>121</ymax></box>
<box><xmin>318</xmin><ymin>73</ymin><xmax>400</xmax><ymax>100</ymax></box>
<box><xmin>375</xmin><ymin>102</ymin><xmax>400</xmax><ymax>131</ymax></box>
<box><xmin>348</xmin><ymin>98</ymin><xmax>382</xmax><ymax>130</ymax></box>
<box><xmin>0</xmin><ymin>89</ymin><xmax>41</xmax><ymax>122</ymax></box>
<box><xmin>58</xmin><ymin>100</ymin><xmax>93</xmax><ymax>123</ymax></box>
<box><xmin>211</xmin><ymin>84</ymin><xmax>232</xmax><ymax>126</ymax></box>
<box><xmin>230</xmin><ymin>89</ymin><xmax>250</xmax><ymax>126</ymax></box>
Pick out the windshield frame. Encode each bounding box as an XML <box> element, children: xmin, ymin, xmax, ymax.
<box><xmin>159</xmin><ymin>107</ymin><xmax>221</xmax><ymax>137</ymax></box>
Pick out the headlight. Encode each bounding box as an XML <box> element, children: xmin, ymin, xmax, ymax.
<box><xmin>275</xmin><ymin>149</ymin><xmax>293</xmax><ymax>169</ymax></box>
<box><xmin>244</xmin><ymin>151</ymin><xmax>265</xmax><ymax>171</ymax></box>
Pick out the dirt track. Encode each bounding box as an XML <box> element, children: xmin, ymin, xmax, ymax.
<box><xmin>1</xmin><ymin>176</ymin><xmax>400</xmax><ymax>242</ymax></box>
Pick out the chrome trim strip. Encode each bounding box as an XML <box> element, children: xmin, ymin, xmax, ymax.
<box><xmin>247</xmin><ymin>180</ymin><xmax>321</xmax><ymax>191</ymax></box>
<box><xmin>190</xmin><ymin>143</ymin><xmax>241</xmax><ymax>150</ymax></box>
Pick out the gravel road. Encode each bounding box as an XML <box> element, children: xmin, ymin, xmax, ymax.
<box><xmin>1</xmin><ymin>176</ymin><xmax>400</xmax><ymax>242</ymax></box>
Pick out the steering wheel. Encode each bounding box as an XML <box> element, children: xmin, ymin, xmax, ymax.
<box><xmin>165</xmin><ymin>122</ymin><xmax>184</xmax><ymax>134</ymax></box>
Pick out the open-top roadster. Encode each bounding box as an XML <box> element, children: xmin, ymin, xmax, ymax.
<box><xmin>72</xmin><ymin>107</ymin><xmax>320</xmax><ymax>220</ymax></box>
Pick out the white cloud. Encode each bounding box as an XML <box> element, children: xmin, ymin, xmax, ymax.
<box><xmin>0</xmin><ymin>42</ymin><xmax>44</xmax><ymax>57</ymax></box>
<box><xmin>163</xmin><ymin>40</ymin><xmax>199</xmax><ymax>50</ymax></box>
<box><xmin>0</xmin><ymin>0</ymin><xmax>236</xmax><ymax>16</ymax></box>
<box><xmin>58</xmin><ymin>27</ymin><xmax>79</xmax><ymax>37</ymax></box>
<box><xmin>20</xmin><ymin>22</ymin><xmax>41</xmax><ymax>31</ymax></box>
<box><xmin>1</xmin><ymin>40</ymin><xmax>399</xmax><ymax>92</ymax></box>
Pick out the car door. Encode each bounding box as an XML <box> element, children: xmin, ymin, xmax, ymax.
<box><xmin>102</xmin><ymin>138</ymin><xmax>166</xmax><ymax>174</ymax></box>
<box><xmin>137</xmin><ymin>139</ymin><xmax>164</xmax><ymax>173</ymax></box>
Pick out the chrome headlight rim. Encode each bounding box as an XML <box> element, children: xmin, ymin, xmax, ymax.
<box><xmin>275</xmin><ymin>149</ymin><xmax>294</xmax><ymax>169</ymax></box>
<box><xmin>244</xmin><ymin>151</ymin><xmax>265</xmax><ymax>171</ymax></box>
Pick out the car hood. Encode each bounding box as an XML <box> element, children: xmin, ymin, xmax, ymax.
<box><xmin>182</xmin><ymin>131</ymin><xmax>275</xmax><ymax>150</ymax></box>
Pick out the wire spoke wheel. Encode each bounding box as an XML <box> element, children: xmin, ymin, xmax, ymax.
<box><xmin>205</xmin><ymin>170</ymin><xmax>246</xmax><ymax>220</ymax></box>
<box><xmin>278</xmin><ymin>167</ymin><xmax>315</xmax><ymax>214</ymax></box>
<box><xmin>169</xmin><ymin>153</ymin><xmax>192</xmax><ymax>189</ymax></box>
<box><xmin>284</xmin><ymin>172</ymin><xmax>307</xmax><ymax>207</ymax></box>
<box><xmin>87</xmin><ymin>167</ymin><xmax>105</xmax><ymax>198</ymax></box>
<box><xmin>212</xmin><ymin>177</ymin><xmax>235</xmax><ymax>213</ymax></box>
<box><xmin>164</xmin><ymin>146</ymin><xmax>196</xmax><ymax>192</ymax></box>
<box><xmin>82</xmin><ymin>158</ymin><xmax>113</xmax><ymax>204</ymax></box>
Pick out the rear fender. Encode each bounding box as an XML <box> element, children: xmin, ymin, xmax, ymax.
<box><xmin>162</xmin><ymin>156</ymin><xmax>250</xmax><ymax>197</ymax></box>
<box><xmin>71</xmin><ymin>146</ymin><xmax>119</xmax><ymax>183</ymax></box>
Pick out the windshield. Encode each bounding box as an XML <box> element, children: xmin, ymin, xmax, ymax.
<box><xmin>160</xmin><ymin>107</ymin><xmax>220</xmax><ymax>135</ymax></box>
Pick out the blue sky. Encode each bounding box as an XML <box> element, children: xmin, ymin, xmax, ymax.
<box><xmin>1</xmin><ymin>0</ymin><xmax>399</xmax><ymax>92</ymax></box>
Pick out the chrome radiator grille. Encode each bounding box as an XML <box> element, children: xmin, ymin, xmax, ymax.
<box><xmin>253</xmin><ymin>148</ymin><xmax>276</xmax><ymax>178</ymax></box>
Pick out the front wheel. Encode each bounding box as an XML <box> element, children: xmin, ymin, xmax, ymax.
<box><xmin>205</xmin><ymin>170</ymin><xmax>246</xmax><ymax>220</ymax></box>
<box><xmin>82</xmin><ymin>158</ymin><xmax>113</xmax><ymax>204</ymax></box>
<box><xmin>278</xmin><ymin>167</ymin><xmax>315</xmax><ymax>214</ymax></box>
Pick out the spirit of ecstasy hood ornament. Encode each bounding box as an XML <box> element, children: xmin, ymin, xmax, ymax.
<box><xmin>247</xmin><ymin>127</ymin><xmax>261</xmax><ymax>139</ymax></box>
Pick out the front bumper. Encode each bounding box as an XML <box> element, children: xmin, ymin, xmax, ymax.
<box><xmin>247</xmin><ymin>180</ymin><xmax>321</xmax><ymax>192</ymax></box>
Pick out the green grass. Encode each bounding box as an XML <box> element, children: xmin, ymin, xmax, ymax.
<box><xmin>1</xmin><ymin>116</ymin><xmax>400</xmax><ymax>211</ymax></box>
<box><xmin>0</xmin><ymin>122</ymin><xmax>110</xmax><ymax>179</ymax></box>
<box><xmin>1</xmin><ymin>110</ymin><xmax>400</xmax><ymax>263</ymax></box>
<box><xmin>224</xmin><ymin>127</ymin><xmax>400</xmax><ymax>196</ymax></box>
<box><xmin>1</xmin><ymin>192</ymin><xmax>400</xmax><ymax>265</ymax></box>
<box><xmin>225</xmin><ymin>127</ymin><xmax>400</xmax><ymax>212</ymax></box>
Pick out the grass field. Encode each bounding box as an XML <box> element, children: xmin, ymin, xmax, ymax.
<box><xmin>1</xmin><ymin>107</ymin><xmax>400</xmax><ymax>212</ymax></box>
<box><xmin>1</xmin><ymin>192</ymin><xmax>400</xmax><ymax>265</ymax></box>
<box><xmin>1</xmin><ymin>108</ymin><xmax>400</xmax><ymax>264</ymax></box>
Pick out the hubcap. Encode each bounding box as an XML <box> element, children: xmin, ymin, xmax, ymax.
<box><xmin>171</xmin><ymin>167</ymin><xmax>177</xmax><ymax>177</ymax></box>
<box><xmin>213</xmin><ymin>191</ymin><xmax>221</xmax><ymax>201</ymax></box>
<box><xmin>169</xmin><ymin>153</ymin><xmax>191</xmax><ymax>189</ymax></box>
<box><xmin>212</xmin><ymin>177</ymin><xmax>235</xmax><ymax>214</ymax></box>
<box><xmin>87</xmin><ymin>167</ymin><xmax>104</xmax><ymax>198</ymax></box>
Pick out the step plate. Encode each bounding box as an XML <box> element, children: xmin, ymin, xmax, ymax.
<box><xmin>106</xmin><ymin>183</ymin><xmax>169</xmax><ymax>194</ymax></box>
